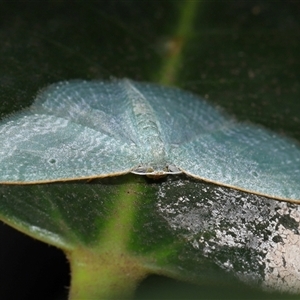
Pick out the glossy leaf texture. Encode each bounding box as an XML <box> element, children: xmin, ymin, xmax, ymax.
<box><xmin>0</xmin><ymin>1</ymin><xmax>300</xmax><ymax>299</ymax></box>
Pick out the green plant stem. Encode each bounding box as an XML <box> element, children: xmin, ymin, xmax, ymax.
<box><xmin>67</xmin><ymin>178</ymin><xmax>149</xmax><ymax>299</ymax></box>
<box><xmin>68</xmin><ymin>249</ymin><xmax>147</xmax><ymax>300</ymax></box>
<box><xmin>158</xmin><ymin>0</ymin><xmax>200</xmax><ymax>85</ymax></box>
<box><xmin>96</xmin><ymin>181</ymin><xmax>139</xmax><ymax>252</ymax></box>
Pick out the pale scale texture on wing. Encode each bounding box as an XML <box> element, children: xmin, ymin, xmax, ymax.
<box><xmin>121</xmin><ymin>80</ymin><xmax>167</xmax><ymax>170</ymax></box>
<box><xmin>127</xmin><ymin>81</ymin><xmax>232</xmax><ymax>147</ymax></box>
<box><xmin>32</xmin><ymin>80</ymin><xmax>171</xmax><ymax>172</ymax></box>
<box><xmin>0</xmin><ymin>113</ymin><xmax>139</xmax><ymax>183</ymax></box>
<box><xmin>32</xmin><ymin>80</ymin><xmax>139</xmax><ymax>143</ymax></box>
<box><xmin>171</xmin><ymin>124</ymin><xmax>300</xmax><ymax>201</ymax></box>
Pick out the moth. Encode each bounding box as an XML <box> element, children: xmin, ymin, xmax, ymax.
<box><xmin>1</xmin><ymin>79</ymin><xmax>299</xmax><ymax>202</ymax></box>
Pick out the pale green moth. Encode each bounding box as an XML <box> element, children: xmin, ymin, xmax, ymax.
<box><xmin>0</xmin><ymin>79</ymin><xmax>300</xmax><ymax>203</ymax></box>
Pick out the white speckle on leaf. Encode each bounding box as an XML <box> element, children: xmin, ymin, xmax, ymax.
<box><xmin>157</xmin><ymin>176</ymin><xmax>300</xmax><ymax>293</ymax></box>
